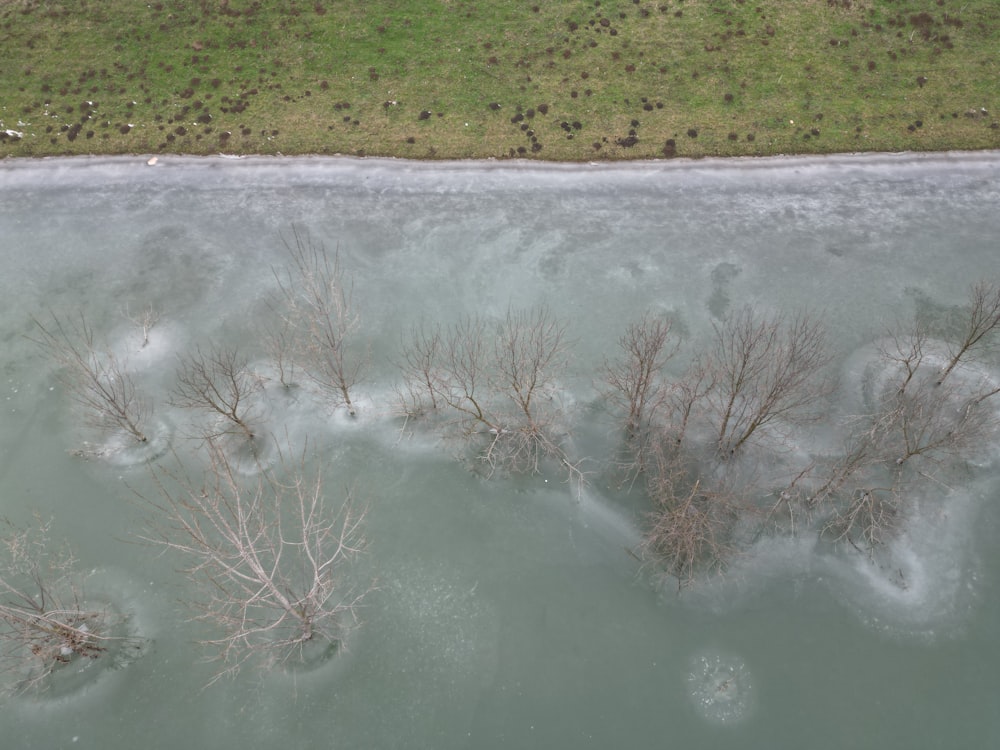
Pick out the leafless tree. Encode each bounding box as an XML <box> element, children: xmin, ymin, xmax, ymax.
<box><xmin>261</xmin><ymin>315</ymin><xmax>299</xmax><ymax>391</ymax></box>
<box><xmin>495</xmin><ymin>306</ymin><xmax>569</xmax><ymax>433</ymax></box>
<box><xmin>140</xmin><ymin>445</ymin><xmax>369</xmax><ymax>684</ymax></box>
<box><xmin>615</xmin><ymin>290</ymin><xmax>1000</xmax><ymax>569</ymax></box>
<box><xmin>795</xmin><ymin>297</ymin><xmax>1000</xmax><ymax>555</ymax></box>
<box><xmin>124</xmin><ymin>303</ymin><xmax>160</xmax><ymax>351</ymax></box>
<box><xmin>30</xmin><ymin>312</ymin><xmax>151</xmax><ymax>445</ymax></box>
<box><xmin>273</xmin><ymin>230</ymin><xmax>367</xmax><ymax>416</ymax></box>
<box><xmin>876</xmin><ymin>325</ymin><xmax>929</xmax><ymax>398</ymax></box>
<box><xmin>394</xmin><ymin>322</ymin><xmax>444</xmax><ymax>420</ymax></box>
<box><xmin>937</xmin><ymin>280</ymin><xmax>1000</xmax><ymax>386</ymax></box>
<box><xmin>0</xmin><ymin>518</ymin><xmax>114</xmax><ymax>695</ymax></box>
<box><xmin>878</xmin><ymin>384</ymin><xmax>988</xmax><ymax>467</ymax></box>
<box><xmin>822</xmin><ymin>483</ymin><xmax>900</xmax><ymax>556</ymax></box>
<box><xmin>171</xmin><ymin>342</ymin><xmax>263</xmax><ymax>444</ymax></box>
<box><xmin>863</xmin><ymin>303</ymin><xmax>1000</xmax><ymax>469</ymax></box>
<box><xmin>398</xmin><ymin>306</ymin><xmax>574</xmax><ymax>477</ymax></box>
<box><xmin>701</xmin><ymin>307</ymin><xmax>833</xmax><ymax>457</ymax></box>
<box><xmin>604</xmin><ymin>307</ymin><xmax>832</xmax><ymax>461</ymax></box>
<box><xmin>603</xmin><ymin>314</ymin><xmax>677</xmax><ymax>441</ymax></box>
<box><xmin>603</xmin><ymin>308</ymin><xmax>832</xmax><ymax>580</ymax></box>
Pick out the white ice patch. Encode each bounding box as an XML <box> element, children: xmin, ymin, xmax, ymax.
<box><xmin>818</xmin><ymin>487</ymin><xmax>982</xmax><ymax>641</ymax></box>
<box><xmin>571</xmin><ymin>486</ymin><xmax>642</xmax><ymax>551</ymax></box>
<box><xmin>9</xmin><ymin>567</ymin><xmax>151</xmax><ymax>710</ymax></box>
<box><xmin>110</xmin><ymin>319</ymin><xmax>181</xmax><ymax>371</ymax></box>
<box><xmin>686</xmin><ymin>648</ymin><xmax>755</xmax><ymax>725</ymax></box>
<box><xmin>325</xmin><ymin>390</ymin><xmax>382</xmax><ymax>428</ymax></box>
<box><xmin>381</xmin><ymin>564</ymin><xmax>500</xmax><ymax>687</ymax></box>
<box><xmin>83</xmin><ymin>417</ymin><xmax>172</xmax><ymax>467</ymax></box>
<box><xmin>676</xmin><ymin>533</ymin><xmax>820</xmax><ymax>614</ymax></box>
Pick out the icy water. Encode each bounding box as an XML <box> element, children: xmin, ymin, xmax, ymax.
<box><xmin>1</xmin><ymin>153</ymin><xmax>999</xmax><ymax>748</ymax></box>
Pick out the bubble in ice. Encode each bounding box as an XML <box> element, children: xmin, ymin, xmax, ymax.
<box><xmin>687</xmin><ymin>649</ymin><xmax>755</xmax><ymax>724</ymax></box>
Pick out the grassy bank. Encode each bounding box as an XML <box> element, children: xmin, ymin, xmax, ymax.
<box><xmin>1</xmin><ymin>0</ymin><xmax>997</xmax><ymax>160</ymax></box>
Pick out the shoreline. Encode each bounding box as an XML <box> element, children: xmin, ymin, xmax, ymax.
<box><xmin>4</xmin><ymin>148</ymin><xmax>999</xmax><ymax>174</ymax></box>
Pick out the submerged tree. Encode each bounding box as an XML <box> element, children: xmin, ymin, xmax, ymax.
<box><xmin>30</xmin><ymin>312</ymin><xmax>151</xmax><ymax>446</ymax></box>
<box><xmin>640</xmin><ymin>437</ymin><xmax>744</xmax><ymax>588</ymax></box>
<box><xmin>775</xmin><ymin>283</ymin><xmax>1000</xmax><ymax>556</ymax></box>
<box><xmin>700</xmin><ymin>307</ymin><xmax>833</xmax><ymax>457</ymax></box>
<box><xmin>936</xmin><ymin>279</ymin><xmax>1000</xmax><ymax>386</ymax></box>
<box><xmin>124</xmin><ymin>303</ymin><xmax>160</xmax><ymax>352</ymax></box>
<box><xmin>394</xmin><ymin>322</ymin><xmax>444</xmax><ymax>420</ymax></box>
<box><xmin>602</xmin><ymin>313</ymin><xmax>678</xmax><ymax>481</ymax></box>
<box><xmin>397</xmin><ymin>305</ymin><xmax>575</xmax><ymax>477</ymax></box>
<box><xmin>0</xmin><ymin>518</ymin><xmax>115</xmax><ymax>695</ymax></box>
<box><xmin>273</xmin><ymin>230</ymin><xmax>367</xmax><ymax>416</ymax></box>
<box><xmin>171</xmin><ymin>342</ymin><xmax>264</xmax><ymax>445</ymax></box>
<box><xmin>603</xmin><ymin>307</ymin><xmax>834</xmax><ymax>584</ymax></box>
<box><xmin>141</xmin><ymin>445</ymin><xmax>369</xmax><ymax>683</ymax></box>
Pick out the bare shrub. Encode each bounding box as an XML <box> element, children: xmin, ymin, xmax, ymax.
<box><xmin>30</xmin><ymin>312</ymin><xmax>151</xmax><ymax>445</ymax></box>
<box><xmin>140</xmin><ymin>445</ymin><xmax>369</xmax><ymax>683</ymax></box>
<box><xmin>398</xmin><ymin>306</ymin><xmax>573</xmax><ymax>477</ymax></box>
<box><xmin>0</xmin><ymin>518</ymin><xmax>114</xmax><ymax>695</ymax></box>
<box><xmin>640</xmin><ymin>439</ymin><xmax>743</xmax><ymax>588</ymax></box>
<box><xmin>171</xmin><ymin>342</ymin><xmax>264</xmax><ymax>444</ymax></box>
<box><xmin>273</xmin><ymin>230</ymin><xmax>367</xmax><ymax>416</ymax></box>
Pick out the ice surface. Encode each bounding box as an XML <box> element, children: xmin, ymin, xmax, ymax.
<box><xmin>1</xmin><ymin>153</ymin><xmax>999</xmax><ymax>748</ymax></box>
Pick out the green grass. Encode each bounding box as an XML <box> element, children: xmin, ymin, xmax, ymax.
<box><xmin>1</xmin><ymin>0</ymin><xmax>997</xmax><ymax>160</ymax></box>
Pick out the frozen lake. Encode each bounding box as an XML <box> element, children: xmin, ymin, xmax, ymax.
<box><xmin>1</xmin><ymin>152</ymin><xmax>999</xmax><ymax>748</ymax></box>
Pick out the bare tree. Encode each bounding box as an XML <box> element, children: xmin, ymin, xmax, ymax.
<box><xmin>602</xmin><ymin>308</ymin><xmax>831</xmax><ymax>581</ymax></box>
<box><xmin>394</xmin><ymin>322</ymin><xmax>444</xmax><ymax>420</ymax></box>
<box><xmin>878</xmin><ymin>385</ymin><xmax>988</xmax><ymax>467</ymax></box>
<box><xmin>822</xmin><ymin>483</ymin><xmax>900</xmax><ymax>556</ymax></box>
<box><xmin>171</xmin><ymin>342</ymin><xmax>263</xmax><ymax>444</ymax></box>
<box><xmin>273</xmin><ymin>230</ymin><xmax>367</xmax><ymax>416</ymax></box>
<box><xmin>702</xmin><ymin>307</ymin><xmax>833</xmax><ymax>457</ymax></box>
<box><xmin>140</xmin><ymin>446</ymin><xmax>369</xmax><ymax>684</ymax></box>
<box><xmin>398</xmin><ymin>306</ymin><xmax>573</xmax><ymax>477</ymax></box>
<box><xmin>495</xmin><ymin>306</ymin><xmax>570</xmax><ymax>450</ymax></box>
<box><xmin>795</xmin><ymin>298</ymin><xmax>1000</xmax><ymax>556</ymax></box>
<box><xmin>261</xmin><ymin>314</ymin><xmax>300</xmax><ymax>391</ymax></box>
<box><xmin>614</xmin><ymin>290</ymin><xmax>1000</xmax><ymax>569</ymax></box>
<box><xmin>876</xmin><ymin>325</ymin><xmax>929</xmax><ymax>398</ymax></box>
<box><xmin>30</xmin><ymin>312</ymin><xmax>151</xmax><ymax>445</ymax></box>
<box><xmin>603</xmin><ymin>314</ymin><xmax>677</xmax><ymax>441</ymax></box>
<box><xmin>0</xmin><ymin>518</ymin><xmax>115</xmax><ymax>695</ymax></box>
<box><xmin>937</xmin><ymin>280</ymin><xmax>1000</xmax><ymax>386</ymax></box>
<box><xmin>862</xmin><ymin>303</ymin><xmax>1000</xmax><ymax>469</ymax></box>
<box><xmin>124</xmin><ymin>303</ymin><xmax>160</xmax><ymax>351</ymax></box>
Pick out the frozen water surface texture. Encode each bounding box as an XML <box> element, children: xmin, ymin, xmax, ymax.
<box><xmin>1</xmin><ymin>153</ymin><xmax>999</xmax><ymax>748</ymax></box>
